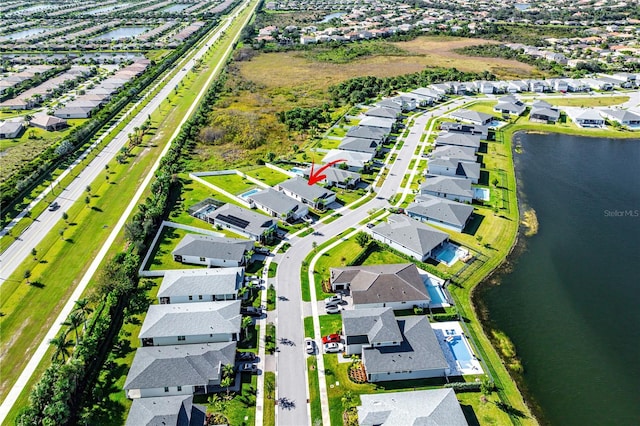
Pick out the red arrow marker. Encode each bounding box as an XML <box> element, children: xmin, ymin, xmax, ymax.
<box><xmin>307</xmin><ymin>159</ymin><xmax>347</xmax><ymax>185</ymax></box>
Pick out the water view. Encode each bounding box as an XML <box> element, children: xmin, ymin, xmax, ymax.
<box><xmin>2</xmin><ymin>28</ymin><xmax>47</xmax><ymax>40</ymax></box>
<box><xmin>164</xmin><ymin>4</ymin><xmax>190</xmax><ymax>13</ymax></box>
<box><xmin>319</xmin><ymin>12</ymin><xmax>346</xmax><ymax>23</ymax></box>
<box><xmin>93</xmin><ymin>27</ymin><xmax>151</xmax><ymax>41</ymax></box>
<box><xmin>479</xmin><ymin>133</ymin><xmax>640</xmax><ymax>425</ymax></box>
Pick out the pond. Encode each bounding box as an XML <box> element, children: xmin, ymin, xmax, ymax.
<box><xmin>93</xmin><ymin>27</ymin><xmax>151</xmax><ymax>41</ymax></box>
<box><xmin>318</xmin><ymin>12</ymin><xmax>346</xmax><ymax>23</ymax></box>
<box><xmin>1</xmin><ymin>28</ymin><xmax>47</xmax><ymax>40</ymax></box>
<box><xmin>164</xmin><ymin>4</ymin><xmax>190</xmax><ymax>13</ymax></box>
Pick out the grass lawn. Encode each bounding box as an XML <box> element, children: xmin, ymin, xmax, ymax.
<box><xmin>303</xmin><ymin>316</ymin><xmax>314</xmax><ymax>338</ymax></box>
<box><xmin>307</xmin><ymin>356</ymin><xmax>321</xmax><ymax>425</ymax></box>
<box><xmin>314</xmin><ymin>138</ymin><xmax>342</xmax><ymax>150</ymax></box>
<box><xmin>195</xmin><ymin>374</ymin><xmax>258</xmax><ymax>426</ymax></box>
<box><xmin>240</xmin><ymin>165</ymin><xmax>289</xmax><ymax>186</ymax></box>
<box><xmin>202</xmin><ymin>173</ymin><xmax>257</xmax><ymax>195</ymax></box>
<box><xmin>360</xmin><ymin>248</ymin><xmax>406</xmax><ymax>266</ymax></box>
<box><xmin>146</xmin><ymin>225</ymin><xmax>209</xmax><ymax>271</ymax></box>
<box><xmin>263</xmin><ymin>372</ymin><xmax>276</xmax><ymax>426</ymax></box>
<box><xmin>544</xmin><ymin>95</ymin><xmax>629</xmax><ymax>107</ymax></box>
<box><xmin>465</xmin><ymin>101</ymin><xmax>500</xmax><ymax>117</ymax></box>
<box><xmin>335</xmin><ymin>188</ymin><xmax>367</xmax><ymax>207</ymax></box>
<box><xmin>267</xmin><ymin>262</ymin><xmax>278</xmax><ymax>278</ymax></box>
<box><xmin>327</xmin><ymin>126</ymin><xmax>348</xmax><ymax>138</ymax></box>
<box><xmin>318</xmin><ymin>314</ymin><xmax>342</xmax><ymax>337</ymax></box>
<box><xmin>313</xmin><ymin>237</ymin><xmax>362</xmax><ymax>298</ymax></box>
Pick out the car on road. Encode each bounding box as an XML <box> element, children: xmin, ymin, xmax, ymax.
<box><xmin>324</xmin><ymin>342</ymin><xmax>344</xmax><ymax>353</ymax></box>
<box><xmin>240</xmin><ymin>307</ymin><xmax>263</xmax><ymax>317</ymax></box>
<box><xmin>48</xmin><ymin>202</ymin><xmax>60</xmax><ymax>211</ymax></box>
<box><xmin>325</xmin><ymin>305</ymin><xmax>342</xmax><ymax>314</ymax></box>
<box><xmin>322</xmin><ymin>334</ymin><xmax>341</xmax><ymax>344</ymax></box>
<box><xmin>305</xmin><ymin>338</ymin><xmax>315</xmax><ymax>354</ymax></box>
<box><xmin>236</xmin><ymin>351</ymin><xmax>257</xmax><ymax>361</ymax></box>
<box><xmin>239</xmin><ymin>363</ymin><xmax>258</xmax><ymax>373</ymax></box>
<box><xmin>366</xmin><ymin>223</ymin><xmax>375</xmax><ymax>229</ymax></box>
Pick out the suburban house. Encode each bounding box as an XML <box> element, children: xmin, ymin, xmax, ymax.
<box><xmin>600</xmin><ymin>109</ymin><xmax>640</xmax><ymax>127</ymax></box>
<box><xmin>507</xmin><ymin>80</ymin><xmax>529</xmax><ymax>93</ymax></box>
<box><xmin>427</xmin><ymin>157</ymin><xmax>480</xmax><ymax>183</ymax></box>
<box><xmin>410</xmin><ymin>87</ymin><xmax>443</xmax><ymax>102</ymax></box>
<box><xmin>0</xmin><ymin>121</ymin><xmax>23</xmax><ymax>139</ymax></box>
<box><xmin>420</xmin><ymin>175</ymin><xmax>474</xmax><ymax>204</ymax></box>
<box><xmin>430</xmin><ymin>145</ymin><xmax>477</xmax><ymax>163</ymax></box>
<box><xmin>494</xmin><ymin>95</ymin><xmax>526</xmax><ymax>116</ymax></box>
<box><xmin>370</xmin><ymin>214</ymin><xmax>449</xmax><ymax>262</ymax></box>
<box><xmin>172</xmin><ymin>234</ymin><xmax>254</xmax><ymax>268</ymax></box>
<box><xmin>439</xmin><ymin>121</ymin><xmax>489</xmax><ymax>139</ymax></box>
<box><xmin>205</xmin><ymin>203</ymin><xmax>277</xmax><ymax>242</ymax></box>
<box><xmin>434</xmin><ymin>132</ymin><xmax>481</xmax><ymax>151</ymax></box>
<box><xmin>303</xmin><ymin>166</ymin><xmax>361</xmax><ymax>189</ymax></box>
<box><xmin>139</xmin><ymin>300</ymin><xmax>241</xmax><ymax>347</ymax></box>
<box><xmin>322</xmin><ymin>149</ymin><xmax>374</xmax><ymax>172</ymax></box>
<box><xmin>364</xmin><ymin>106</ymin><xmax>399</xmax><ymax>120</ymax></box>
<box><xmin>329</xmin><ymin>263</ymin><xmax>430</xmax><ymax>310</ymax></box>
<box><xmin>529</xmin><ymin>100</ymin><xmax>560</xmax><ymax>123</ymax></box>
<box><xmin>377</xmin><ymin>96</ymin><xmax>416</xmax><ymax>112</ymax></box>
<box><xmin>338</xmin><ymin>137</ymin><xmax>381</xmax><ymax>155</ymax></box>
<box><xmin>275</xmin><ymin>176</ymin><xmax>337</xmax><ymax>210</ymax></box>
<box><xmin>406</xmin><ymin>194</ymin><xmax>474</xmax><ymax>232</ymax></box>
<box><xmin>247</xmin><ymin>188</ymin><xmax>308</xmax><ymax>221</ymax></box>
<box><xmin>125</xmin><ymin>395</ymin><xmax>206</xmax><ymax>426</ymax></box>
<box><xmin>359</xmin><ymin>116</ymin><xmax>395</xmax><ymax>132</ymax></box>
<box><xmin>359</xmin><ymin>313</ymin><xmax>449</xmax><ymax>382</ymax></box>
<box><xmin>346</xmin><ymin>125</ymin><xmax>388</xmax><ymax>143</ymax></box>
<box><xmin>569</xmin><ymin>109</ymin><xmax>605</xmax><ymax>128</ymax></box>
<box><xmin>449</xmin><ymin>109</ymin><xmax>494</xmax><ymax>125</ymax></box>
<box><xmin>124</xmin><ymin>341</ymin><xmax>237</xmax><ymax>399</ymax></box>
<box><xmin>157</xmin><ymin>267</ymin><xmax>244</xmax><ymax>305</ymax></box>
<box><xmin>54</xmin><ymin>106</ymin><xmax>93</xmax><ymax>119</ymax></box>
<box><xmin>29</xmin><ymin>114</ymin><xmax>67</xmax><ymax>131</ymax></box>
<box><xmin>342</xmin><ymin>308</ymin><xmax>402</xmax><ymax>355</ymax></box>
<box><xmin>357</xmin><ymin>389</ymin><xmax>469</xmax><ymax>425</ymax></box>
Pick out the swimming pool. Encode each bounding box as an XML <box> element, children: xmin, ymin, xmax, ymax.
<box><xmin>474</xmin><ymin>187</ymin><xmax>490</xmax><ymax>201</ymax></box>
<box><xmin>426</xmin><ymin>283</ymin><xmax>447</xmax><ymax>305</ymax></box>
<box><xmin>290</xmin><ymin>167</ymin><xmax>306</xmax><ymax>176</ymax></box>
<box><xmin>434</xmin><ymin>243</ymin><xmax>463</xmax><ymax>266</ymax></box>
<box><xmin>447</xmin><ymin>336</ymin><xmax>474</xmax><ymax>369</ymax></box>
<box><xmin>240</xmin><ymin>188</ymin><xmax>261</xmax><ymax>199</ymax></box>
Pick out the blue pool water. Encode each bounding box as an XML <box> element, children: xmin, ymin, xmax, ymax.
<box><xmin>448</xmin><ymin>336</ymin><xmax>472</xmax><ymax>362</ymax></box>
<box><xmin>434</xmin><ymin>243</ymin><xmax>461</xmax><ymax>265</ymax></box>
<box><xmin>240</xmin><ymin>188</ymin><xmax>261</xmax><ymax>199</ymax></box>
<box><xmin>474</xmin><ymin>187</ymin><xmax>490</xmax><ymax>201</ymax></box>
<box><xmin>426</xmin><ymin>284</ymin><xmax>447</xmax><ymax>305</ymax></box>
<box><xmin>290</xmin><ymin>167</ymin><xmax>306</xmax><ymax>176</ymax></box>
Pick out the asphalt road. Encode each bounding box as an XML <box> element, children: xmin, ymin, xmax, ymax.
<box><xmin>273</xmin><ymin>100</ymin><xmax>468</xmax><ymax>425</ymax></box>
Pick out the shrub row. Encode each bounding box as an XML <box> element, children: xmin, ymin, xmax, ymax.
<box><xmin>443</xmin><ymin>381</ymin><xmax>482</xmax><ymax>392</ymax></box>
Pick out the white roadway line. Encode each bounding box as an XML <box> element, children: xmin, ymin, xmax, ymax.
<box><xmin>0</xmin><ymin>3</ymin><xmax>251</xmax><ymax>421</ymax></box>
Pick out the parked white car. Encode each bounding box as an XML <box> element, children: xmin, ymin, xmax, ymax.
<box><xmin>324</xmin><ymin>342</ymin><xmax>344</xmax><ymax>353</ymax></box>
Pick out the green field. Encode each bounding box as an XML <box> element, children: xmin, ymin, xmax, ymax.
<box><xmin>240</xmin><ymin>165</ymin><xmax>289</xmax><ymax>186</ymax></box>
<box><xmin>145</xmin><ymin>225</ymin><xmax>211</xmax><ymax>271</ymax></box>
<box><xmin>544</xmin><ymin>95</ymin><xmax>629</xmax><ymax>107</ymax></box>
<box><xmin>202</xmin><ymin>172</ymin><xmax>258</xmax><ymax>195</ymax></box>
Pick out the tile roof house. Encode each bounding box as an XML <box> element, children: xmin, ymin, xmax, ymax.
<box><xmin>205</xmin><ymin>203</ymin><xmax>277</xmax><ymax>242</ymax></box>
<box><xmin>330</xmin><ymin>263</ymin><xmax>430</xmax><ymax>310</ymax></box>
<box><xmin>370</xmin><ymin>214</ymin><xmax>449</xmax><ymax>262</ymax></box>
<box><xmin>357</xmin><ymin>388</ymin><xmax>468</xmax><ymax>425</ymax></box>
<box><xmin>28</xmin><ymin>114</ymin><xmax>67</xmax><ymax>131</ymax></box>
<box><xmin>157</xmin><ymin>267</ymin><xmax>244</xmax><ymax>305</ymax></box>
<box><xmin>427</xmin><ymin>157</ymin><xmax>480</xmax><ymax>183</ymax></box>
<box><xmin>449</xmin><ymin>109</ymin><xmax>494</xmax><ymax>125</ymax></box>
<box><xmin>434</xmin><ymin>132</ymin><xmax>481</xmax><ymax>151</ymax></box>
<box><xmin>124</xmin><ymin>342</ymin><xmax>236</xmax><ymax>399</ymax></box>
<box><xmin>420</xmin><ymin>175</ymin><xmax>474</xmax><ymax>204</ymax></box>
<box><xmin>406</xmin><ymin>194</ymin><xmax>474</xmax><ymax>232</ymax></box>
<box><xmin>172</xmin><ymin>234</ymin><xmax>254</xmax><ymax>268</ymax></box>
<box><xmin>275</xmin><ymin>176</ymin><xmax>337</xmax><ymax>210</ymax></box>
<box><xmin>139</xmin><ymin>300</ymin><xmax>241</xmax><ymax>347</ymax></box>
<box><xmin>362</xmin><ymin>315</ymin><xmax>449</xmax><ymax>382</ymax></box>
<box><xmin>338</xmin><ymin>137</ymin><xmax>381</xmax><ymax>155</ymax></box>
<box><xmin>342</xmin><ymin>307</ymin><xmax>403</xmax><ymax>355</ymax></box>
<box><xmin>125</xmin><ymin>395</ymin><xmax>206</xmax><ymax>426</ymax></box>
<box><xmin>247</xmin><ymin>188</ymin><xmax>308</xmax><ymax>221</ymax></box>
<box><xmin>0</xmin><ymin>121</ymin><xmax>24</xmax><ymax>139</ymax></box>
<box><xmin>54</xmin><ymin>106</ymin><xmax>94</xmax><ymax>119</ymax></box>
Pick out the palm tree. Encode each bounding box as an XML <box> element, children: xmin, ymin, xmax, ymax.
<box><xmin>73</xmin><ymin>298</ymin><xmax>93</xmax><ymax>330</ymax></box>
<box><xmin>222</xmin><ymin>363</ymin><xmax>235</xmax><ymax>397</ymax></box>
<box><xmin>49</xmin><ymin>335</ymin><xmax>74</xmax><ymax>363</ymax></box>
<box><xmin>241</xmin><ymin>316</ymin><xmax>252</xmax><ymax>341</ymax></box>
<box><xmin>61</xmin><ymin>312</ymin><xmax>84</xmax><ymax>346</ymax></box>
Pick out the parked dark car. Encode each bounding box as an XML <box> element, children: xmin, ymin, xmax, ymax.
<box><xmin>236</xmin><ymin>351</ymin><xmax>257</xmax><ymax>361</ymax></box>
<box><xmin>241</xmin><ymin>306</ymin><xmax>264</xmax><ymax>317</ymax></box>
<box><xmin>48</xmin><ymin>202</ymin><xmax>60</xmax><ymax>211</ymax></box>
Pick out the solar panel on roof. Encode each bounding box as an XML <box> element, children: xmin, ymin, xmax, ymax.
<box><xmin>218</xmin><ymin>214</ymin><xmax>250</xmax><ymax>229</ymax></box>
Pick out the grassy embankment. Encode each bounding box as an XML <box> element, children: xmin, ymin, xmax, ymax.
<box><xmin>0</xmin><ymin>4</ymin><xmax>256</xmax><ymax>422</ymax></box>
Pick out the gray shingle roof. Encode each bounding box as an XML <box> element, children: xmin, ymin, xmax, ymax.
<box><xmin>407</xmin><ymin>194</ymin><xmax>474</xmax><ymax>229</ymax></box>
<box><xmin>248</xmin><ymin>188</ymin><xmax>305</xmax><ymax>217</ymax></box>
<box><xmin>530</xmin><ymin>105</ymin><xmax>560</xmax><ymax>121</ymax></box>
<box><xmin>358</xmin><ymin>388</ymin><xmax>468</xmax><ymax>426</ymax></box>
<box><xmin>323</xmin><ymin>149</ymin><xmax>373</xmax><ymax>169</ymax></box>
<box><xmin>338</xmin><ymin>137</ymin><xmax>379</xmax><ymax>154</ymax></box>
<box><xmin>139</xmin><ymin>300</ymin><xmax>241</xmax><ymax>340</ymax></box>
<box><xmin>206</xmin><ymin>203</ymin><xmax>276</xmax><ymax>237</ymax></box>
<box><xmin>330</xmin><ymin>263</ymin><xmax>429</xmax><ymax>306</ymax></box>
<box><xmin>362</xmin><ymin>316</ymin><xmax>449</xmax><ymax>375</ymax></box>
<box><xmin>427</xmin><ymin>158</ymin><xmax>480</xmax><ymax>181</ymax></box>
<box><xmin>124</xmin><ymin>342</ymin><xmax>236</xmax><ymax>390</ymax></box>
<box><xmin>421</xmin><ymin>175</ymin><xmax>473</xmax><ymax>199</ymax></box>
<box><xmin>342</xmin><ymin>308</ymin><xmax>402</xmax><ymax>345</ymax></box>
<box><xmin>172</xmin><ymin>234</ymin><xmax>253</xmax><ymax>262</ymax></box>
<box><xmin>450</xmin><ymin>108</ymin><xmax>494</xmax><ymax>124</ymax></box>
<box><xmin>431</xmin><ymin>145</ymin><xmax>477</xmax><ymax>163</ymax></box>
<box><xmin>277</xmin><ymin>176</ymin><xmax>336</xmax><ymax>202</ymax></box>
<box><xmin>359</xmin><ymin>116</ymin><xmax>395</xmax><ymax>130</ymax></box>
<box><xmin>435</xmin><ymin>132</ymin><xmax>481</xmax><ymax>150</ymax></box>
<box><xmin>346</xmin><ymin>125</ymin><xmax>388</xmax><ymax>141</ymax></box>
<box><xmin>602</xmin><ymin>108</ymin><xmax>640</xmax><ymax>122</ymax></box>
<box><xmin>125</xmin><ymin>395</ymin><xmax>206</xmax><ymax>426</ymax></box>
<box><xmin>157</xmin><ymin>268</ymin><xmax>243</xmax><ymax>299</ymax></box>
<box><xmin>371</xmin><ymin>214</ymin><xmax>449</xmax><ymax>258</ymax></box>
<box><xmin>364</xmin><ymin>106</ymin><xmax>399</xmax><ymax>119</ymax></box>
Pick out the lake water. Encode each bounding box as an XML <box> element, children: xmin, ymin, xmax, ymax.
<box><xmin>479</xmin><ymin>133</ymin><xmax>640</xmax><ymax>425</ymax></box>
<box><xmin>1</xmin><ymin>28</ymin><xmax>47</xmax><ymax>40</ymax></box>
<box><xmin>164</xmin><ymin>4</ymin><xmax>190</xmax><ymax>13</ymax></box>
<box><xmin>93</xmin><ymin>27</ymin><xmax>151</xmax><ymax>40</ymax></box>
<box><xmin>319</xmin><ymin>12</ymin><xmax>346</xmax><ymax>23</ymax></box>
<box><xmin>515</xmin><ymin>3</ymin><xmax>531</xmax><ymax>11</ymax></box>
